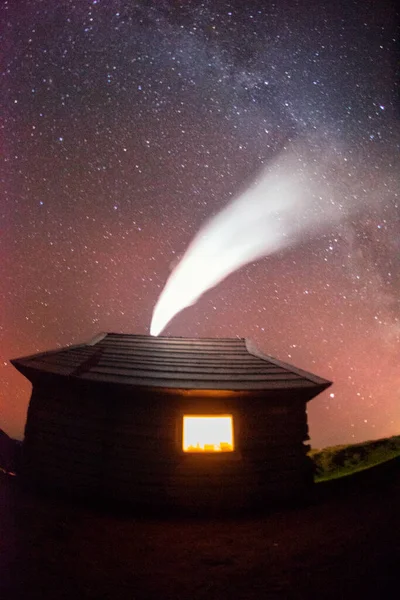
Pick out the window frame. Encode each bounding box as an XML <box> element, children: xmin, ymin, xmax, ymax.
<box><xmin>177</xmin><ymin>410</ymin><xmax>242</xmax><ymax>460</ymax></box>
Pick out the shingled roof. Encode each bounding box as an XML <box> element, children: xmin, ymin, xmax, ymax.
<box><xmin>11</xmin><ymin>333</ymin><xmax>331</xmax><ymax>392</ymax></box>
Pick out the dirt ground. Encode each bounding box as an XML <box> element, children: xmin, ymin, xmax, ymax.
<box><xmin>1</xmin><ymin>459</ymin><xmax>399</xmax><ymax>600</ymax></box>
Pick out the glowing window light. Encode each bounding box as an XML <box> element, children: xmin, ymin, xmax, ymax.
<box><xmin>182</xmin><ymin>415</ymin><xmax>234</xmax><ymax>453</ymax></box>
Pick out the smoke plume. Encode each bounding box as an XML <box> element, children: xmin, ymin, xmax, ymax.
<box><xmin>150</xmin><ymin>141</ymin><xmax>365</xmax><ymax>336</ymax></box>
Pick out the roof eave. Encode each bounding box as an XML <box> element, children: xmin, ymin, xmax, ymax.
<box><xmin>245</xmin><ymin>339</ymin><xmax>332</xmax><ymax>388</ymax></box>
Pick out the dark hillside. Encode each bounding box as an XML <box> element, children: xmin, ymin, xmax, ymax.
<box><xmin>1</xmin><ymin>455</ymin><xmax>399</xmax><ymax>599</ymax></box>
<box><xmin>0</xmin><ymin>429</ymin><xmax>21</xmax><ymax>475</ymax></box>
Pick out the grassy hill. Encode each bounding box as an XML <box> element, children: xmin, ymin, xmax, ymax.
<box><xmin>309</xmin><ymin>435</ymin><xmax>400</xmax><ymax>482</ymax></box>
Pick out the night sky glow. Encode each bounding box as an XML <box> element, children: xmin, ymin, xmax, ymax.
<box><xmin>1</xmin><ymin>0</ymin><xmax>400</xmax><ymax>447</ymax></box>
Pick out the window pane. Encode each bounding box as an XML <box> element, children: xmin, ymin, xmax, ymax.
<box><xmin>183</xmin><ymin>415</ymin><xmax>234</xmax><ymax>452</ymax></box>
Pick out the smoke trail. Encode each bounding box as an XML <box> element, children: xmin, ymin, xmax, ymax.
<box><xmin>150</xmin><ymin>142</ymin><xmax>349</xmax><ymax>336</ymax></box>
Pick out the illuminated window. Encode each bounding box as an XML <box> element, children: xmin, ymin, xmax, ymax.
<box><xmin>182</xmin><ymin>415</ymin><xmax>234</xmax><ymax>453</ymax></box>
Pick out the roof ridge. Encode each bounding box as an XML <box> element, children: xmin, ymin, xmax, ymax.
<box><xmin>103</xmin><ymin>332</ymin><xmax>246</xmax><ymax>343</ymax></box>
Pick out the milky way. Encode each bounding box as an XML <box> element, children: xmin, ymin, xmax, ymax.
<box><xmin>1</xmin><ymin>0</ymin><xmax>399</xmax><ymax>446</ymax></box>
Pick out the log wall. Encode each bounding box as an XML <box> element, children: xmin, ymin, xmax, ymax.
<box><xmin>22</xmin><ymin>379</ymin><xmax>315</xmax><ymax>511</ymax></box>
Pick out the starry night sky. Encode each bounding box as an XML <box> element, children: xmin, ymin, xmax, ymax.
<box><xmin>1</xmin><ymin>0</ymin><xmax>400</xmax><ymax>447</ymax></box>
